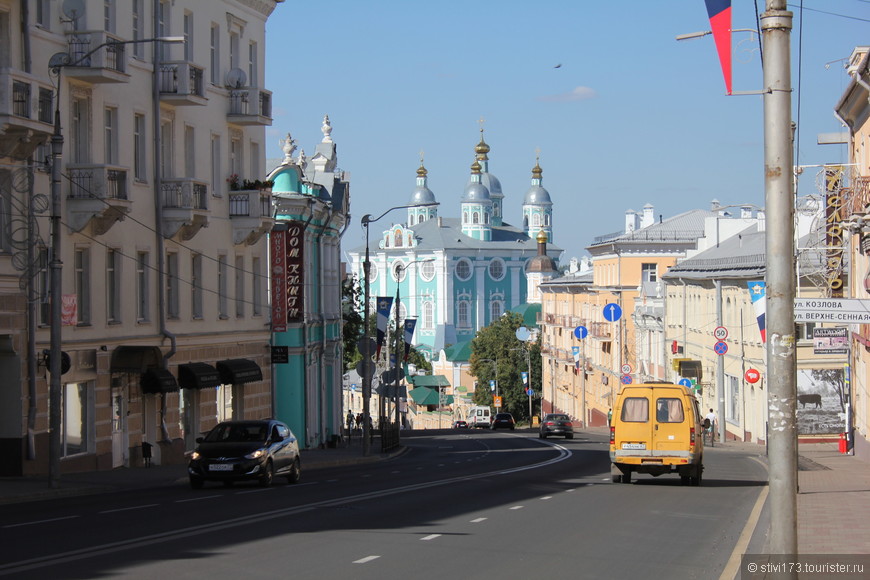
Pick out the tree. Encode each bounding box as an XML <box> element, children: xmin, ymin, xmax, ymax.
<box><xmin>341</xmin><ymin>276</ymin><xmax>364</xmax><ymax>370</ymax></box>
<box><xmin>469</xmin><ymin>312</ymin><xmax>542</xmax><ymax>420</ymax></box>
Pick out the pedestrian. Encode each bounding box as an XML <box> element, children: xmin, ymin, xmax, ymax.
<box><xmin>346</xmin><ymin>411</ymin><xmax>354</xmax><ymax>438</ymax></box>
<box><xmin>607</xmin><ymin>408</ymin><xmax>612</xmax><ymax>427</ymax></box>
<box><xmin>705</xmin><ymin>408</ymin><xmax>717</xmax><ymax>440</ymax></box>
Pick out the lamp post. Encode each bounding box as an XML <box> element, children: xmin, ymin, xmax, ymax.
<box><xmin>46</xmin><ymin>35</ymin><xmax>184</xmax><ymax>487</ymax></box>
<box><xmin>360</xmin><ymin>203</ymin><xmax>436</xmax><ymax>455</ymax></box>
<box><xmin>392</xmin><ymin>259</ymin><xmax>433</xmax><ymax>429</ymax></box>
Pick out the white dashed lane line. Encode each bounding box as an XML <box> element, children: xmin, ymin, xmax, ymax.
<box><xmin>353</xmin><ymin>555</ymin><xmax>380</xmax><ymax>564</ymax></box>
<box><xmin>420</xmin><ymin>534</ymin><xmax>441</xmax><ymax>541</ymax></box>
<box><xmin>470</xmin><ymin>517</ymin><xmax>487</xmax><ymax>523</ymax></box>
<box><xmin>3</xmin><ymin>515</ymin><xmax>79</xmax><ymax>529</ymax></box>
<box><xmin>509</xmin><ymin>506</ymin><xmax>524</xmax><ymax>510</ymax></box>
<box><xmin>99</xmin><ymin>504</ymin><xmax>159</xmax><ymax>514</ymax></box>
<box><xmin>175</xmin><ymin>495</ymin><xmax>222</xmax><ymax>503</ymax></box>
<box><xmin>540</xmin><ymin>496</ymin><xmax>552</xmax><ymax>500</ymax></box>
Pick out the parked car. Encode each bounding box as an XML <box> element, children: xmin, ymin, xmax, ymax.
<box><xmin>491</xmin><ymin>412</ymin><xmax>516</xmax><ymax>430</ymax></box>
<box><xmin>540</xmin><ymin>413</ymin><xmax>574</xmax><ymax>439</ymax></box>
<box><xmin>188</xmin><ymin>419</ymin><xmax>301</xmax><ymax>489</ymax></box>
<box><xmin>453</xmin><ymin>420</ymin><xmax>469</xmax><ymax>429</ymax></box>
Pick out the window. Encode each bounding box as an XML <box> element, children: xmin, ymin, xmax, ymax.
<box><xmin>472</xmin><ymin>211</ymin><xmax>479</xmax><ymax>224</ymax></box>
<box><xmin>157</xmin><ymin>1</ymin><xmax>170</xmax><ymax>62</ymax></box>
<box><xmin>103</xmin><ymin>0</ymin><xmax>115</xmax><ymax>33</ymax></box>
<box><xmin>218</xmin><ymin>255</ymin><xmax>228</xmax><ymax>318</ymax></box>
<box><xmin>166</xmin><ymin>252</ymin><xmax>179</xmax><ymax>318</ymax></box>
<box><xmin>455</xmin><ymin>259</ymin><xmax>472</xmax><ymax>281</ymax></box>
<box><xmin>642</xmin><ymin>263</ymin><xmax>657</xmax><ymax>283</ymax></box>
<box><xmin>107</xmin><ymin>249</ymin><xmax>120</xmax><ymax>323</ymax></box>
<box><xmin>210</xmin><ymin>24</ymin><xmax>220</xmax><ymax>84</ymax></box>
<box><xmin>229</xmin><ymin>32</ymin><xmax>240</xmax><ymax>71</ymax></box>
<box><xmin>70</xmin><ymin>96</ymin><xmax>89</xmax><ymax>164</ymax></box>
<box><xmin>104</xmin><ymin>107</ymin><xmax>117</xmax><ymax>165</ymax></box>
<box><xmin>216</xmin><ymin>384</ymin><xmax>233</xmax><ymax>422</ymax></box>
<box><xmin>229</xmin><ymin>136</ymin><xmax>242</xmax><ymax>179</ymax></box>
<box><xmin>136</xmin><ymin>252</ymin><xmax>149</xmax><ymax>322</ymax></box>
<box><xmin>252</xmin><ymin>257</ymin><xmax>262</xmax><ymax>316</ymax></box>
<box><xmin>488</xmin><ymin>259</ymin><xmax>505</xmax><ymax>281</ymax></box>
<box><xmin>392</xmin><ymin>261</ymin><xmax>407</xmax><ymax>282</ymax></box>
<box><xmin>420</xmin><ymin>260</ymin><xmax>435</xmax><ymax>281</ymax></box>
<box><xmin>235</xmin><ymin>255</ymin><xmax>244</xmax><ymax>318</ymax></box>
<box><xmin>726</xmin><ymin>374</ymin><xmax>740</xmax><ymax>423</ymax></box>
<box><xmin>191</xmin><ymin>254</ymin><xmax>203</xmax><ymax>319</ymax></box>
<box><xmin>132</xmin><ymin>0</ymin><xmax>144</xmax><ymax>59</ymax></box>
<box><xmin>457</xmin><ymin>300</ymin><xmax>470</xmax><ymax>328</ymax></box>
<box><xmin>36</xmin><ymin>0</ymin><xmax>51</xmax><ymax>28</ymax></box>
<box><xmin>655</xmin><ymin>398</ymin><xmax>684</xmax><ymax>423</ymax></box>
<box><xmin>134</xmin><ymin>114</ymin><xmax>146</xmax><ymax>181</ymax></box>
<box><xmin>248</xmin><ymin>41</ymin><xmax>258</xmax><ymax>86</ymax></box>
<box><xmin>183</xmin><ymin>12</ymin><xmax>193</xmax><ymax>61</ymax></box>
<box><xmin>422</xmin><ymin>301</ymin><xmax>434</xmax><ymax>330</ymax></box>
<box><xmin>38</xmin><ymin>88</ymin><xmax>53</xmax><ymax>124</ymax></box>
<box><xmin>74</xmin><ymin>248</ymin><xmax>91</xmax><ymax>325</ymax></box>
<box><xmin>250</xmin><ymin>142</ymin><xmax>260</xmax><ymax>179</ymax></box>
<box><xmin>621</xmin><ymin>398</ymin><xmax>648</xmax><ymax>422</ymax></box>
<box><xmin>61</xmin><ymin>382</ymin><xmax>93</xmax><ymax>456</ymax></box>
<box><xmin>490</xmin><ymin>300</ymin><xmax>503</xmax><ymax>321</ymax></box>
<box><xmin>160</xmin><ymin>119</ymin><xmax>172</xmax><ymax>177</ymax></box>
<box><xmin>184</xmin><ymin>126</ymin><xmax>195</xmax><ymax>177</ymax></box>
<box><xmin>211</xmin><ymin>134</ymin><xmax>221</xmax><ymax>195</ymax></box>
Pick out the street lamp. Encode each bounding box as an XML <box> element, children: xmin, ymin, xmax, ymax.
<box><xmin>360</xmin><ymin>203</ymin><xmax>436</xmax><ymax>455</ymax></box>
<box><xmin>46</xmin><ymin>35</ymin><xmax>184</xmax><ymax>488</ymax></box>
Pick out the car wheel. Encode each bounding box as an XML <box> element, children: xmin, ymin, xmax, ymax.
<box><xmin>680</xmin><ymin>475</ymin><xmax>691</xmax><ymax>486</ymax></box>
<box><xmin>189</xmin><ymin>476</ymin><xmax>203</xmax><ymax>490</ymax></box>
<box><xmin>259</xmin><ymin>461</ymin><xmax>274</xmax><ymax>487</ymax></box>
<box><xmin>611</xmin><ymin>473</ymin><xmax>622</xmax><ymax>483</ymax></box>
<box><xmin>621</xmin><ymin>470</ymin><xmax>631</xmax><ymax>484</ymax></box>
<box><xmin>286</xmin><ymin>458</ymin><xmax>301</xmax><ymax>484</ymax></box>
<box><xmin>691</xmin><ymin>465</ymin><xmax>703</xmax><ymax>487</ymax></box>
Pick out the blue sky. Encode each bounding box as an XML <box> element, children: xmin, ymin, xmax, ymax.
<box><xmin>264</xmin><ymin>1</ymin><xmax>869</xmax><ymax>262</ymax></box>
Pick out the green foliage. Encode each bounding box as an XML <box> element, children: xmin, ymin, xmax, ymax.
<box><xmin>342</xmin><ymin>276</ymin><xmax>364</xmax><ymax>370</ymax></box>
<box><xmin>469</xmin><ymin>312</ymin><xmax>542</xmax><ymax>420</ymax></box>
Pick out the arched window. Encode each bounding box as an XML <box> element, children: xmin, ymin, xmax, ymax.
<box><xmin>457</xmin><ymin>300</ymin><xmax>470</xmax><ymax>328</ymax></box>
<box><xmin>472</xmin><ymin>211</ymin><xmax>480</xmax><ymax>224</ymax></box>
<box><xmin>409</xmin><ymin>215</ymin><xmax>415</xmax><ymax>226</ymax></box>
<box><xmin>533</xmin><ymin>214</ymin><xmax>541</xmax><ymax>227</ymax></box>
<box><xmin>422</xmin><ymin>301</ymin><xmax>434</xmax><ymax>329</ymax></box>
<box><xmin>488</xmin><ymin>259</ymin><xmax>505</xmax><ymax>281</ymax></box>
<box><xmin>490</xmin><ymin>300</ymin><xmax>503</xmax><ymax>321</ymax></box>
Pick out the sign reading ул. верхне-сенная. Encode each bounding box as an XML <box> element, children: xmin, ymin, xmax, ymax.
<box><xmin>794</xmin><ymin>298</ymin><xmax>870</xmax><ymax>323</ymax></box>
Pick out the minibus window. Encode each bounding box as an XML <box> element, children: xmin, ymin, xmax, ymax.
<box><xmin>656</xmin><ymin>398</ymin><xmax>684</xmax><ymax>422</ymax></box>
<box><xmin>621</xmin><ymin>398</ymin><xmax>648</xmax><ymax>422</ymax></box>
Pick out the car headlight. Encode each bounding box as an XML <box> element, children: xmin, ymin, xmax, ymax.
<box><xmin>245</xmin><ymin>449</ymin><xmax>266</xmax><ymax>460</ymax></box>
<box><xmin>190</xmin><ymin>451</ymin><xmax>201</xmax><ymax>461</ymax></box>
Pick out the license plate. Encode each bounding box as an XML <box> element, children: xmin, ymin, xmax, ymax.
<box><xmin>209</xmin><ymin>463</ymin><xmax>234</xmax><ymax>472</ymax></box>
<box><xmin>622</xmin><ymin>443</ymin><xmax>646</xmax><ymax>450</ymax></box>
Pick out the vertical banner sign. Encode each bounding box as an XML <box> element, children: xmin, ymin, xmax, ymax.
<box><xmin>403</xmin><ymin>318</ymin><xmax>417</xmax><ymax>361</ymax></box>
<box><xmin>285</xmin><ymin>222</ymin><xmax>305</xmax><ymax>323</ymax></box>
<box><xmin>825</xmin><ymin>166</ymin><xmax>845</xmax><ymax>297</ymax></box>
<box><xmin>375</xmin><ymin>297</ymin><xmax>393</xmax><ymax>359</ymax></box>
<box><xmin>270</xmin><ymin>228</ymin><xmax>287</xmax><ymax>332</ymax></box>
<box><xmin>704</xmin><ymin>0</ymin><xmax>733</xmax><ymax>95</ymax></box>
<box><xmin>572</xmin><ymin>346</ymin><xmax>581</xmax><ymax>373</ymax></box>
<box><xmin>747</xmin><ymin>280</ymin><xmax>766</xmax><ymax>343</ymax></box>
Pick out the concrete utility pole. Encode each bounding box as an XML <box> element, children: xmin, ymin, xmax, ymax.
<box><xmin>762</xmin><ymin>0</ymin><xmax>798</xmax><ymax>556</ymax></box>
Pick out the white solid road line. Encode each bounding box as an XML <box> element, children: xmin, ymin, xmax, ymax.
<box><xmin>3</xmin><ymin>515</ymin><xmax>79</xmax><ymax>529</ymax></box>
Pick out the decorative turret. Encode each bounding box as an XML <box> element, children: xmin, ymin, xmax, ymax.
<box><xmin>522</xmin><ymin>152</ymin><xmax>553</xmax><ymax>243</ymax></box>
<box><xmin>471</xmin><ymin>121</ymin><xmax>504</xmax><ymax>226</ymax></box>
<box><xmin>525</xmin><ymin>230</ymin><xmax>559</xmax><ymax>304</ymax></box>
<box><xmin>408</xmin><ymin>152</ymin><xmax>438</xmax><ymax>226</ymax></box>
<box><xmin>461</xmin><ymin>159</ymin><xmax>492</xmax><ymax>241</ymax></box>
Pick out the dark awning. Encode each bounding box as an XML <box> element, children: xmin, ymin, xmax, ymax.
<box><xmin>111</xmin><ymin>346</ymin><xmax>162</xmax><ymax>373</ymax></box>
<box><xmin>178</xmin><ymin>362</ymin><xmax>221</xmax><ymax>390</ymax></box>
<box><xmin>141</xmin><ymin>368</ymin><xmax>179</xmax><ymax>395</ymax></box>
<box><xmin>216</xmin><ymin>359</ymin><xmax>263</xmax><ymax>384</ymax></box>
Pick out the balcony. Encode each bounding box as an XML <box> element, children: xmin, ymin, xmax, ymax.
<box><xmin>0</xmin><ymin>70</ymin><xmax>54</xmax><ymax>158</ymax></box>
<box><xmin>158</xmin><ymin>62</ymin><xmax>207</xmax><ymax>106</ymax></box>
<box><xmin>63</xmin><ymin>31</ymin><xmax>130</xmax><ymax>83</ymax></box>
<box><xmin>161</xmin><ymin>178</ymin><xmax>210</xmax><ymax>240</ymax></box>
<box><xmin>589</xmin><ymin>321</ymin><xmax>612</xmax><ymax>339</ymax></box>
<box><xmin>229</xmin><ymin>189</ymin><xmax>274</xmax><ymax>245</ymax></box>
<box><xmin>66</xmin><ymin>164</ymin><xmax>132</xmax><ymax>233</ymax></box>
<box><xmin>226</xmin><ymin>88</ymin><xmax>272</xmax><ymax>126</ymax></box>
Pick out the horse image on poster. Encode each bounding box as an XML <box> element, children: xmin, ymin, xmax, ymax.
<box><xmin>796</xmin><ymin>369</ymin><xmax>846</xmax><ymax>435</ymax></box>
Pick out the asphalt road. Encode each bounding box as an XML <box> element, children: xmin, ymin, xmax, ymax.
<box><xmin>0</xmin><ymin>430</ymin><xmax>768</xmax><ymax>579</ymax></box>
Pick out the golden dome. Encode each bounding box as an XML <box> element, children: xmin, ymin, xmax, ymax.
<box><xmin>417</xmin><ymin>163</ymin><xmax>428</xmax><ymax>177</ymax></box>
<box><xmin>471</xmin><ymin>160</ymin><xmax>482</xmax><ymax>174</ymax></box>
<box><xmin>537</xmin><ymin>230</ymin><xmax>549</xmax><ymax>244</ymax></box>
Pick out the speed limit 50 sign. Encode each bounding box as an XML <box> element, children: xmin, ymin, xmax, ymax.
<box><xmin>713</xmin><ymin>326</ymin><xmax>728</xmax><ymax>340</ymax></box>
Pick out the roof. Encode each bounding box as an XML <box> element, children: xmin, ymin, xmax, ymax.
<box><xmin>409</xmin><ymin>386</ymin><xmax>455</xmax><ymax>406</ymax></box>
<box><xmin>407</xmin><ymin>374</ymin><xmax>452</xmax><ymax>388</ymax></box>
<box><xmin>588</xmin><ymin>209</ymin><xmax>716</xmax><ymax>249</ymax></box>
<box><xmin>511</xmin><ymin>303</ymin><xmax>541</xmax><ymax>328</ymax></box>
<box><xmin>443</xmin><ymin>341</ymin><xmax>473</xmax><ymax>362</ymax></box>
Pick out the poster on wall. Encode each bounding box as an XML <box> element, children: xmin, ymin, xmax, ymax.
<box><xmin>796</xmin><ymin>368</ymin><xmax>847</xmax><ymax>435</ymax></box>
<box><xmin>813</xmin><ymin>327</ymin><xmax>848</xmax><ymax>355</ymax></box>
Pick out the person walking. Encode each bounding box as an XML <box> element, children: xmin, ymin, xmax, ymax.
<box><xmin>705</xmin><ymin>408</ymin><xmax>717</xmax><ymax>443</ymax></box>
<box><xmin>346</xmin><ymin>411</ymin><xmax>354</xmax><ymax>439</ymax></box>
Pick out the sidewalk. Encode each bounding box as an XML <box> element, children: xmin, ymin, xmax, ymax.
<box><xmin>0</xmin><ymin>438</ymin><xmax>401</xmax><ymax>506</ymax></box>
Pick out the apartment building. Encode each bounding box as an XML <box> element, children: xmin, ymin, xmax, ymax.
<box><xmin>0</xmin><ymin>0</ymin><xmax>282</xmax><ymax>475</ymax></box>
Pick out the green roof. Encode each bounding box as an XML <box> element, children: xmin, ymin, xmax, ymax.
<box><xmin>510</xmin><ymin>303</ymin><xmax>541</xmax><ymax>328</ymax></box>
<box><xmin>407</xmin><ymin>374</ymin><xmax>452</xmax><ymax>388</ymax></box>
<box><xmin>443</xmin><ymin>340</ymin><xmax>473</xmax><ymax>362</ymax></box>
<box><xmin>409</xmin><ymin>387</ymin><xmax>455</xmax><ymax>406</ymax></box>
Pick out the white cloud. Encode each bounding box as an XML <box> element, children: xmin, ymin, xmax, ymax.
<box><xmin>537</xmin><ymin>86</ymin><xmax>598</xmax><ymax>103</ymax></box>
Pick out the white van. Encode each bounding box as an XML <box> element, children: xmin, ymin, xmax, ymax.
<box><xmin>467</xmin><ymin>406</ymin><xmax>492</xmax><ymax>428</ymax></box>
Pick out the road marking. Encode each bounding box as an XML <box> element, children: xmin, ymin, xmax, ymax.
<box><xmin>720</xmin><ymin>458</ymin><xmax>770</xmax><ymax>580</ymax></box>
<box><xmin>470</xmin><ymin>517</ymin><xmax>487</xmax><ymax>523</ymax></box>
<box><xmin>353</xmin><ymin>555</ymin><xmax>380</xmax><ymax>564</ymax></box>
<box><xmin>509</xmin><ymin>505</ymin><xmax>524</xmax><ymax>510</ymax></box>
<box><xmin>566</xmin><ymin>488</ymin><xmax>576</xmax><ymax>492</ymax></box>
<box><xmin>420</xmin><ymin>534</ymin><xmax>441</xmax><ymax>541</ymax></box>
<box><xmin>99</xmin><ymin>504</ymin><xmax>159</xmax><ymax>514</ymax></box>
<box><xmin>175</xmin><ymin>495</ymin><xmax>222</xmax><ymax>503</ymax></box>
<box><xmin>236</xmin><ymin>488</ymin><xmax>272</xmax><ymax>495</ymax></box>
<box><xmin>3</xmin><ymin>515</ymin><xmax>79</xmax><ymax>529</ymax></box>
<box><xmin>539</xmin><ymin>496</ymin><xmax>552</xmax><ymax>500</ymax></box>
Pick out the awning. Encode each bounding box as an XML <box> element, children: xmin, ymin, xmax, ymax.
<box><xmin>216</xmin><ymin>359</ymin><xmax>263</xmax><ymax>384</ymax></box>
<box><xmin>409</xmin><ymin>387</ymin><xmax>454</xmax><ymax>406</ymax></box>
<box><xmin>111</xmin><ymin>346</ymin><xmax>162</xmax><ymax>373</ymax></box>
<box><xmin>178</xmin><ymin>362</ymin><xmax>221</xmax><ymax>390</ymax></box>
<box><xmin>141</xmin><ymin>368</ymin><xmax>179</xmax><ymax>395</ymax></box>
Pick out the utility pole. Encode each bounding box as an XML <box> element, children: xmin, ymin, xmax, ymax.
<box><xmin>762</xmin><ymin>0</ymin><xmax>798</xmax><ymax>557</ymax></box>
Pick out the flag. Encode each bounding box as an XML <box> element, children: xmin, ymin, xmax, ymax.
<box><xmin>704</xmin><ymin>0</ymin><xmax>732</xmax><ymax>95</ymax></box>
<box><xmin>375</xmin><ymin>297</ymin><xmax>393</xmax><ymax>359</ymax></box>
<box><xmin>403</xmin><ymin>318</ymin><xmax>417</xmax><ymax>361</ymax></box>
<box><xmin>572</xmin><ymin>346</ymin><xmax>581</xmax><ymax>369</ymax></box>
<box><xmin>747</xmin><ymin>281</ymin><xmax>766</xmax><ymax>342</ymax></box>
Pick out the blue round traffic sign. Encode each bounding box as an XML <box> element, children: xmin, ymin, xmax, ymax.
<box><xmin>621</xmin><ymin>374</ymin><xmax>632</xmax><ymax>385</ymax></box>
<box><xmin>714</xmin><ymin>341</ymin><xmax>728</xmax><ymax>355</ymax></box>
<box><xmin>574</xmin><ymin>325</ymin><xmax>588</xmax><ymax>340</ymax></box>
<box><xmin>603</xmin><ymin>303</ymin><xmax>622</xmax><ymax>322</ymax></box>
<box><xmin>678</xmin><ymin>378</ymin><xmax>692</xmax><ymax>388</ymax></box>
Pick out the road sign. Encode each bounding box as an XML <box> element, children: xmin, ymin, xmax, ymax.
<box><xmin>526</xmin><ymin>388</ymin><xmax>534</xmax><ymax>396</ymax></box>
<box><xmin>745</xmin><ymin>368</ymin><xmax>761</xmax><ymax>384</ymax></box>
<box><xmin>714</xmin><ymin>326</ymin><xmax>728</xmax><ymax>340</ymax></box>
<box><xmin>713</xmin><ymin>341</ymin><xmax>729</xmax><ymax>355</ymax></box>
<box><xmin>621</xmin><ymin>363</ymin><xmax>632</xmax><ymax>375</ymax></box>
<box><xmin>574</xmin><ymin>325</ymin><xmax>588</xmax><ymax>340</ymax></box>
<box><xmin>351</xmin><ymin>384</ymin><xmax>357</xmax><ymax>392</ymax></box>
<box><xmin>494</xmin><ymin>395</ymin><xmax>503</xmax><ymax>408</ymax></box>
<box><xmin>794</xmin><ymin>298</ymin><xmax>870</xmax><ymax>323</ymax></box>
<box><xmin>521</xmin><ymin>371</ymin><xmax>528</xmax><ymax>385</ymax></box>
<box><xmin>678</xmin><ymin>378</ymin><xmax>692</xmax><ymax>388</ymax></box>
<box><xmin>603</xmin><ymin>303</ymin><xmax>622</xmax><ymax>322</ymax></box>
<box><xmin>621</xmin><ymin>374</ymin><xmax>632</xmax><ymax>385</ymax></box>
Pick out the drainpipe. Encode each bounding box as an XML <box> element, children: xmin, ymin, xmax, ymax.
<box><xmin>153</xmin><ymin>11</ymin><xmax>175</xmax><ymax>443</ymax></box>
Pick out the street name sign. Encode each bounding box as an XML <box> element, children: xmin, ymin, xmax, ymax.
<box><xmin>794</xmin><ymin>298</ymin><xmax>870</xmax><ymax>323</ymax></box>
